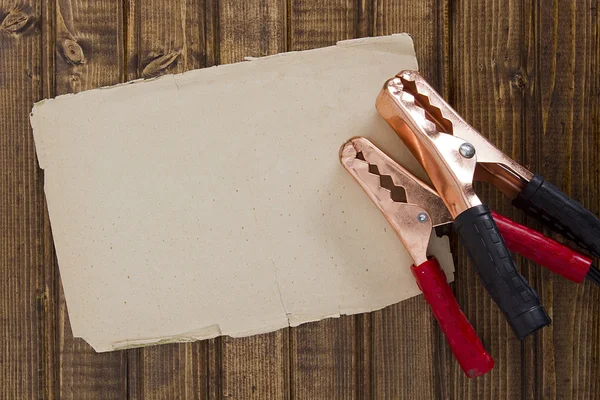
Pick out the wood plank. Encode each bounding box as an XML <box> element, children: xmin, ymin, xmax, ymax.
<box><xmin>523</xmin><ymin>0</ymin><xmax>600</xmax><ymax>398</ymax></box>
<box><xmin>41</xmin><ymin>6</ymin><xmax>58</xmax><ymax>398</ymax></box>
<box><xmin>449</xmin><ymin>0</ymin><xmax>534</xmax><ymax>398</ymax></box>
<box><xmin>124</xmin><ymin>1</ymin><xmax>210</xmax><ymax>398</ymax></box>
<box><xmin>371</xmin><ymin>2</ymin><xmax>451</xmax><ymax>398</ymax></box>
<box><xmin>206</xmin><ymin>337</ymin><xmax>221</xmax><ymax>400</ymax></box>
<box><xmin>126</xmin><ymin>1</ymin><xmax>287</xmax><ymax>398</ymax></box>
<box><xmin>41</xmin><ymin>0</ymin><xmax>59</xmax><ymax>394</ymax></box>
<box><xmin>127</xmin><ymin>0</ymin><xmax>204</xmax><ymax>79</ymax></box>
<box><xmin>520</xmin><ymin>1</ymin><xmax>546</xmax><ymax>397</ymax></box>
<box><xmin>127</xmin><ymin>343</ymin><xmax>209</xmax><ymax>400</ymax></box>
<box><xmin>286</xmin><ymin>2</ymin><xmax>373</xmax><ymax>398</ymax></box>
<box><xmin>372</xmin><ymin>298</ymin><xmax>438</xmax><ymax>400</ymax></box>
<box><xmin>374</xmin><ymin>0</ymin><xmax>450</xmax><ymax>92</ymax></box>
<box><xmin>2</xmin><ymin>1</ymin><xmax>596</xmax><ymax>398</ymax></box>
<box><xmin>288</xmin><ymin>0</ymin><xmax>371</xmax><ymax>50</ymax></box>
<box><xmin>51</xmin><ymin>0</ymin><xmax>129</xmax><ymax>398</ymax></box>
<box><xmin>210</xmin><ymin>2</ymin><xmax>289</xmax><ymax>398</ymax></box>
<box><xmin>0</xmin><ymin>1</ymin><xmax>55</xmax><ymax>398</ymax></box>
<box><xmin>204</xmin><ymin>0</ymin><xmax>219</xmax><ymax>67</ymax></box>
<box><xmin>290</xmin><ymin>317</ymin><xmax>359</xmax><ymax>399</ymax></box>
<box><xmin>219</xmin><ymin>0</ymin><xmax>285</xmax><ymax>64</ymax></box>
<box><xmin>219</xmin><ymin>333</ymin><xmax>288</xmax><ymax>399</ymax></box>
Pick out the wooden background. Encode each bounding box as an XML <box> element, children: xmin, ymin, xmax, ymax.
<box><xmin>1</xmin><ymin>0</ymin><xmax>599</xmax><ymax>398</ymax></box>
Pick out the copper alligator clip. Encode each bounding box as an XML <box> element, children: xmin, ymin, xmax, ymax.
<box><xmin>376</xmin><ymin>70</ymin><xmax>600</xmax><ymax>339</ymax></box>
<box><xmin>376</xmin><ymin>70</ymin><xmax>533</xmax><ymax>213</ymax></box>
<box><xmin>376</xmin><ymin>70</ymin><xmax>551</xmax><ymax>339</ymax></box>
<box><xmin>340</xmin><ymin>137</ymin><xmax>495</xmax><ymax>378</ymax></box>
<box><xmin>341</xmin><ymin>137</ymin><xmax>600</xmax><ymax>376</ymax></box>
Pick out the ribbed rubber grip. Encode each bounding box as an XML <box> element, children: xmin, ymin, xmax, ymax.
<box><xmin>411</xmin><ymin>258</ymin><xmax>494</xmax><ymax>378</ymax></box>
<box><xmin>513</xmin><ymin>174</ymin><xmax>600</xmax><ymax>258</ymax></box>
<box><xmin>454</xmin><ymin>205</ymin><xmax>551</xmax><ymax>339</ymax></box>
<box><xmin>492</xmin><ymin>211</ymin><xmax>592</xmax><ymax>283</ymax></box>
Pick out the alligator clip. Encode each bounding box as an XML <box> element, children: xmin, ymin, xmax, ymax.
<box><xmin>378</xmin><ymin>72</ymin><xmax>600</xmax><ymax>260</ymax></box>
<box><xmin>341</xmin><ymin>137</ymin><xmax>600</xmax><ymax>375</ymax></box>
<box><xmin>376</xmin><ymin>70</ymin><xmax>600</xmax><ymax>339</ymax></box>
<box><xmin>376</xmin><ymin>71</ymin><xmax>550</xmax><ymax>339</ymax></box>
<box><xmin>340</xmin><ymin>137</ymin><xmax>495</xmax><ymax>378</ymax></box>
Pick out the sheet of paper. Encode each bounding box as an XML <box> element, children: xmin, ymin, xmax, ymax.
<box><xmin>31</xmin><ymin>34</ymin><xmax>454</xmax><ymax>352</ymax></box>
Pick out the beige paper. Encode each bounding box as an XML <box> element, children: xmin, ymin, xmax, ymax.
<box><xmin>31</xmin><ymin>34</ymin><xmax>454</xmax><ymax>352</ymax></box>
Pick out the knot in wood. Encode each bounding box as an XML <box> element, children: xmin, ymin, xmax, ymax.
<box><xmin>0</xmin><ymin>9</ymin><xmax>29</xmax><ymax>33</ymax></box>
<box><xmin>61</xmin><ymin>38</ymin><xmax>86</xmax><ymax>65</ymax></box>
<box><xmin>510</xmin><ymin>72</ymin><xmax>528</xmax><ymax>90</ymax></box>
<box><xmin>142</xmin><ymin>52</ymin><xmax>180</xmax><ymax>78</ymax></box>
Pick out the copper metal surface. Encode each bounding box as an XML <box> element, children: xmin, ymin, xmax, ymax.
<box><xmin>340</xmin><ymin>137</ymin><xmax>452</xmax><ymax>265</ymax></box>
<box><xmin>375</xmin><ymin>70</ymin><xmax>534</xmax><ymax>217</ymax></box>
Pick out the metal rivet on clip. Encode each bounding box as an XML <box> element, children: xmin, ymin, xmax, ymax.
<box><xmin>417</xmin><ymin>212</ymin><xmax>429</xmax><ymax>223</ymax></box>
<box><xmin>459</xmin><ymin>143</ymin><xmax>476</xmax><ymax>159</ymax></box>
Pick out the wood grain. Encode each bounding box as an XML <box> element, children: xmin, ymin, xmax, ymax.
<box><xmin>285</xmin><ymin>2</ymin><xmax>373</xmax><ymax>398</ymax></box>
<box><xmin>371</xmin><ymin>297</ymin><xmax>438</xmax><ymax>400</ymax></box>
<box><xmin>51</xmin><ymin>0</ymin><xmax>129</xmax><ymax>398</ymax></box>
<box><xmin>374</xmin><ymin>0</ymin><xmax>450</xmax><ymax>93</ymax></box>
<box><xmin>290</xmin><ymin>317</ymin><xmax>360</xmax><ymax>399</ymax></box>
<box><xmin>2</xmin><ymin>1</ymin><xmax>600</xmax><ymax>398</ymax></box>
<box><xmin>219</xmin><ymin>0</ymin><xmax>285</xmax><ymax>64</ymax></box>
<box><xmin>41</xmin><ymin>0</ymin><xmax>58</xmax><ymax>397</ymax></box>
<box><xmin>123</xmin><ymin>1</ymin><xmax>209</xmax><ymax>398</ymax></box>
<box><xmin>127</xmin><ymin>343</ymin><xmax>208</xmax><ymax>400</ymax></box>
<box><xmin>524</xmin><ymin>1</ymin><xmax>600</xmax><ymax>399</ymax></box>
<box><xmin>0</xmin><ymin>1</ymin><xmax>53</xmax><ymax>398</ymax></box>
<box><xmin>371</xmin><ymin>2</ymin><xmax>450</xmax><ymax>398</ymax></box>
<box><xmin>449</xmin><ymin>0</ymin><xmax>533</xmax><ymax>398</ymax></box>
<box><xmin>288</xmin><ymin>0</ymin><xmax>369</xmax><ymax>50</ymax></box>
<box><xmin>129</xmin><ymin>0</ymin><xmax>204</xmax><ymax>78</ymax></box>
<box><xmin>210</xmin><ymin>2</ymin><xmax>290</xmax><ymax>398</ymax></box>
<box><xmin>219</xmin><ymin>333</ymin><xmax>289</xmax><ymax>399</ymax></box>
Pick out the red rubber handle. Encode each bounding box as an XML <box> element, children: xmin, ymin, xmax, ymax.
<box><xmin>411</xmin><ymin>258</ymin><xmax>495</xmax><ymax>378</ymax></box>
<box><xmin>492</xmin><ymin>211</ymin><xmax>592</xmax><ymax>283</ymax></box>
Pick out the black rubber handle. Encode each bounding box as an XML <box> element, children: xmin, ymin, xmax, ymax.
<box><xmin>454</xmin><ymin>204</ymin><xmax>551</xmax><ymax>340</ymax></box>
<box><xmin>513</xmin><ymin>174</ymin><xmax>600</xmax><ymax>258</ymax></box>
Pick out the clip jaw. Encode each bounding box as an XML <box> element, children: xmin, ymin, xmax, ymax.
<box><xmin>340</xmin><ymin>137</ymin><xmax>495</xmax><ymax>378</ymax></box>
<box><xmin>340</xmin><ymin>137</ymin><xmax>451</xmax><ymax>265</ymax></box>
<box><xmin>376</xmin><ymin>70</ymin><xmax>534</xmax><ymax>216</ymax></box>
